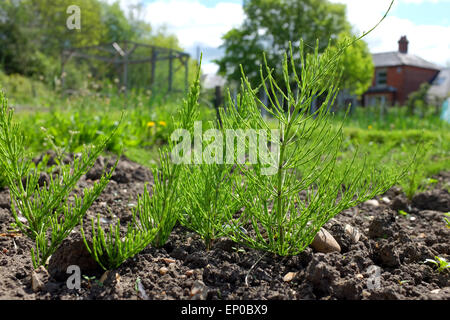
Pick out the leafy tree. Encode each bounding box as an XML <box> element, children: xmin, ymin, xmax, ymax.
<box><xmin>0</xmin><ymin>0</ymin><xmax>43</xmax><ymax>76</ymax></box>
<box><xmin>0</xmin><ymin>0</ymin><xmax>194</xmax><ymax>93</ymax></box>
<box><xmin>333</xmin><ymin>32</ymin><xmax>374</xmax><ymax>96</ymax></box>
<box><xmin>216</xmin><ymin>0</ymin><xmax>373</xmax><ymax>95</ymax></box>
<box><xmin>31</xmin><ymin>0</ymin><xmax>105</xmax><ymax>52</ymax></box>
<box><xmin>100</xmin><ymin>1</ymin><xmax>136</xmax><ymax>43</ymax></box>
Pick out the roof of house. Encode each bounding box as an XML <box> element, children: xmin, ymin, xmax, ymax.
<box><xmin>373</xmin><ymin>52</ymin><xmax>441</xmax><ymax>70</ymax></box>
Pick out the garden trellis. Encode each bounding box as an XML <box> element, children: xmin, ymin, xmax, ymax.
<box><xmin>60</xmin><ymin>41</ymin><xmax>190</xmax><ymax>95</ymax></box>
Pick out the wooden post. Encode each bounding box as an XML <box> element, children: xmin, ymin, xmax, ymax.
<box><xmin>184</xmin><ymin>56</ymin><xmax>189</xmax><ymax>92</ymax></box>
<box><xmin>214</xmin><ymin>85</ymin><xmax>223</xmax><ymax>126</ymax></box>
<box><xmin>168</xmin><ymin>50</ymin><xmax>173</xmax><ymax>92</ymax></box>
<box><xmin>123</xmin><ymin>42</ymin><xmax>128</xmax><ymax>96</ymax></box>
<box><xmin>150</xmin><ymin>49</ymin><xmax>156</xmax><ymax>88</ymax></box>
<box><xmin>60</xmin><ymin>51</ymin><xmax>67</xmax><ymax>96</ymax></box>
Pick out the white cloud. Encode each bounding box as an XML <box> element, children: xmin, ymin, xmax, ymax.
<box><xmin>142</xmin><ymin>0</ymin><xmax>244</xmax><ymax>49</ymax></box>
<box><xmin>103</xmin><ymin>0</ymin><xmax>450</xmax><ymax>73</ymax></box>
<box><xmin>101</xmin><ymin>0</ymin><xmax>245</xmax><ymax>74</ymax></box>
<box><xmin>202</xmin><ymin>62</ymin><xmax>220</xmax><ymax>74</ymax></box>
<box><xmin>367</xmin><ymin>16</ymin><xmax>450</xmax><ymax>67</ymax></box>
<box><xmin>331</xmin><ymin>0</ymin><xmax>450</xmax><ymax>67</ymax></box>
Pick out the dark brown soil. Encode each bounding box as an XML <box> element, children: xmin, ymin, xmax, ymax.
<box><xmin>0</xmin><ymin>155</ymin><xmax>448</xmax><ymax>300</ymax></box>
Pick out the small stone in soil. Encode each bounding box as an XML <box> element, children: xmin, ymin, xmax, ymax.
<box><xmin>99</xmin><ymin>271</ymin><xmax>110</xmax><ymax>284</ymax></box>
<box><xmin>190</xmin><ymin>280</ymin><xmax>208</xmax><ymax>300</ymax></box>
<box><xmin>310</xmin><ymin>228</ymin><xmax>341</xmax><ymax>253</ymax></box>
<box><xmin>159</xmin><ymin>267</ymin><xmax>169</xmax><ymax>275</ymax></box>
<box><xmin>31</xmin><ymin>266</ymin><xmax>49</xmax><ymax>292</ymax></box>
<box><xmin>162</xmin><ymin>258</ymin><xmax>176</xmax><ymax>265</ymax></box>
<box><xmin>364</xmin><ymin>199</ymin><xmax>380</xmax><ymax>207</ymax></box>
<box><xmin>283</xmin><ymin>272</ymin><xmax>297</xmax><ymax>282</ymax></box>
<box><xmin>344</xmin><ymin>224</ymin><xmax>361</xmax><ymax>243</ymax></box>
<box><xmin>381</xmin><ymin>197</ymin><xmax>391</xmax><ymax>204</ymax></box>
<box><xmin>430</xmin><ymin>289</ymin><xmax>441</xmax><ymax>294</ymax></box>
<box><xmin>185</xmin><ymin>270</ymin><xmax>194</xmax><ymax>277</ymax></box>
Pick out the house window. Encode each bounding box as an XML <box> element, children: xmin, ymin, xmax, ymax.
<box><xmin>376</xmin><ymin>69</ymin><xmax>387</xmax><ymax>86</ymax></box>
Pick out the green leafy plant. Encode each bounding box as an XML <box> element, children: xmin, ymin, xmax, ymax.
<box><xmin>81</xmin><ymin>63</ymin><xmax>204</xmax><ymax>269</ymax></box>
<box><xmin>0</xmin><ymin>164</ymin><xmax>7</xmax><ymax>189</ymax></box>
<box><xmin>136</xmin><ymin>63</ymin><xmax>203</xmax><ymax>248</ymax></box>
<box><xmin>81</xmin><ymin>214</ymin><xmax>158</xmax><ymax>270</ymax></box>
<box><xmin>178</xmin><ymin>157</ymin><xmax>241</xmax><ymax>250</ymax></box>
<box><xmin>425</xmin><ymin>256</ymin><xmax>449</xmax><ymax>273</ymax></box>
<box><xmin>217</xmin><ymin>13</ymin><xmax>402</xmax><ymax>256</ymax></box>
<box><xmin>0</xmin><ymin>91</ymin><xmax>118</xmax><ymax>268</ymax></box>
<box><xmin>444</xmin><ymin>213</ymin><xmax>450</xmax><ymax>229</ymax></box>
<box><xmin>173</xmin><ymin>78</ymin><xmax>243</xmax><ymax>249</ymax></box>
<box><xmin>398</xmin><ymin>210</ymin><xmax>409</xmax><ymax>217</ymax></box>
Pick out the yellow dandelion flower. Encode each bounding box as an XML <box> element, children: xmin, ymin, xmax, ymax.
<box><xmin>147</xmin><ymin>121</ymin><xmax>155</xmax><ymax>127</ymax></box>
<box><xmin>158</xmin><ymin>121</ymin><xmax>167</xmax><ymax>127</ymax></box>
<box><xmin>368</xmin><ymin>125</ymin><xmax>373</xmax><ymax>130</ymax></box>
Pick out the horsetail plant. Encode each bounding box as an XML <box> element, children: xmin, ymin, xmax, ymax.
<box><xmin>219</xmin><ymin>3</ymin><xmax>402</xmax><ymax>256</ymax></box>
<box><xmin>135</xmin><ymin>59</ymin><xmax>204</xmax><ymax>248</ymax></box>
<box><xmin>0</xmin><ymin>91</ymin><xmax>118</xmax><ymax>268</ymax></box>
<box><xmin>81</xmin><ymin>61</ymin><xmax>204</xmax><ymax>269</ymax></box>
<box><xmin>81</xmin><ymin>214</ymin><xmax>158</xmax><ymax>270</ymax></box>
<box><xmin>177</xmin><ymin>137</ymin><xmax>242</xmax><ymax>250</ymax></box>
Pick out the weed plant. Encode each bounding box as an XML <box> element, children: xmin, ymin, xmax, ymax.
<box><xmin>0</xmin><ymin>91</ymin><xmax>118</xmax><ymax>267</ymax></box>
<box><xmin>138</xmin><ymin>64</ymin><xmax>204</xmax><ymax>248</ymax></box>
<box><xmin>81</xmin><ymin>64</ymin><xmax>204</xmax><ymax>268</ymax></box>
<box><xmin>425</xmin><ymin>256</ymin><xmax>449</xmax><ymax>273</ymax></box>
<box><xmin>219</xmin><ymin>37</ymin><xmax>402</xmax><ymax>255</ymax></box>
<box><xmin>177</xmin><ymin>136</ymin><xmax>242</xmax><ymax>250</ymax></box>
<box><xmin>444</xmin><ymin>213</ymin><xmax>450</xmax><ymax>228</ymax></box>
<box><xmin>81</xmin><ymin>214</ymin><xmax>158</xmax><ymax>270</ymax></box>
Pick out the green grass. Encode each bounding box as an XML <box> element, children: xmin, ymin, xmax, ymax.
<box><xmin>4</xmin><ymin>94</ymin><xmax>449</xmax><ymax>203</ymax></box>
<box><xmin>335</xmin><ymin>105</ymin><xmax>449</xmax><ymax>131</ymax></box>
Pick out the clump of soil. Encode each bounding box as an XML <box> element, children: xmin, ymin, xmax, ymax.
<box><xmin>0</xmin><ymin>156</ymin><xmax>448</xmax><ymax>300</ymax></box>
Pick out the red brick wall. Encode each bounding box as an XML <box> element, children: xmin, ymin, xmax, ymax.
<box><xmin>399</xmin><ymin>66</ymin><xmax>439</xmax><ymax>104</ymax></box>
<box><xmin>369</xmin><ymin>66</ymin><xmax>439</xmax><ymax>105</ymax></box>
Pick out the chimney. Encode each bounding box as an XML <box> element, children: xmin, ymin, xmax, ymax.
<box><xmin>398</xmin><ymin>36</ymin><xmax>408</xmax><ymax>54</ymax></box>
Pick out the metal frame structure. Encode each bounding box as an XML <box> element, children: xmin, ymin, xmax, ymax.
<box><xmin>61</xmin><ymin>41</ymin><xmax>190</xmax><ymax>94</ymax></box>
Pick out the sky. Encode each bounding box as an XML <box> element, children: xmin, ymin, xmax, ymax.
<box><xmin>108</xmin><ymin>0</ymin><xmax>450</xmax><ymax>74</ymax></box>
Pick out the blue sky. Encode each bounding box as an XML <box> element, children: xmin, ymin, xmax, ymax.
<box><xmin>392</xmin><ymin>1</ymin><xmax>450</xmax><ymax>26</ymax></box>
<box><xmin>111</xmin><ymin>0</ymin><xmax>450</xmax><ymax>74</ymax></box>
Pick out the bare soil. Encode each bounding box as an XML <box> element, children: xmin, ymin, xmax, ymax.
<box><xmin>0</xmin><ymin>155</ymin><xmax>448</xmax><ymax>300</ymax></box>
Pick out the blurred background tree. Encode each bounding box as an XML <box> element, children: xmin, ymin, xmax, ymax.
<box><xmin>0</xmin><ymin>0</ymin><xmax>193</xmax><ymax>95</ymax></box>
<box><xmin>216</xmin><ymin>0</ymin><xmax>373</xmax><ymax>97</ymax></box>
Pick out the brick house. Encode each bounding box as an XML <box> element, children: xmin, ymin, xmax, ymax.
<box><xmin>363</xmin><ymin>36</ymin><xmax>441</xmax><ymax>106</ymax></box>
